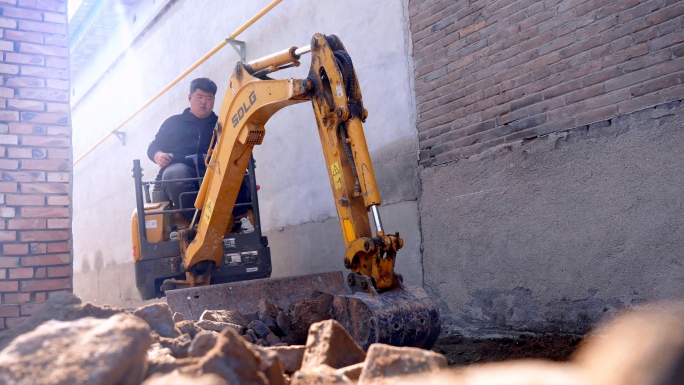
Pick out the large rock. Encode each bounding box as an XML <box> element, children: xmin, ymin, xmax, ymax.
<box><xmin>196</xmin><ymin>319</ymin><xmax>243</xmax><ymax>334</ymax></box>
<box><xmin>188</xmin><ymin>331</ymin><xmax>219</xmax><ymax>357</ymax></box>
<box><xmin>0</xmin><ymin>313</ymin><xmax>151</xmax><ymax>385</ymax></box>
<box><xmin>291</xmin><ymin>364</ymin><xmax>353</xmax><ymax>385</ymax></box>
<box><xmin>249</xmin><ymin>320</ymin><xmax>273</xmax><ymax>339</ymax></box>
<box><xmin>0</xmin><ymin>292</ymin><xmax>123</xmax><ymax>351</ymax></box>
<box><xmin>133</xmin><ymin>303</ymin><xmax>181</xmax><ymax>338</ymax></box>
<box><xmin>358</xmin><ymin>344</ymin><xmax>446</xmax><ymax>384</ymax></box>
<box><xmin>574</xmin><ymin>301</ymin><xmax>684</xmax><ymax>385</ymax></box>
<box><xmin>289</xmin><ymin>293</ymin><xmax>334</xmax><ymax>345</ymax></box>
<box><xmin>158</xmin><ymin>333</ymin><xmax>192</xmax><ymax>358</ymax></box>
<box><xmin>301</xmin><ymin>320</ymin><xmax>366</xmax><ymax>370</ymax></box>
<box><xmin>143</xmin><ymin>372</ymin><xmax>228</xmax><ymax>385</ymax></box>
<box><xmin>267</xmin><ymin>345</ymin><xmax>306</xmax><ymax>374</ymax></box>
<box><xmin>176</xmin><ymin>320</ymin><xmax>202</xmax><ymax>339</ymax></box>
<box><xmin>193</xmin><ymin>328</ymin><xmax>269</xmax><ymax>384</ymax></box>
<box><xmin>252</xmin><ymin>345</ymin><xmax>287</xmax><ymax>385</ymax></box>
<box><xmin>201</xmin><ymin>309</ymin><xmax>250</xmax><ymax>328</ymax></box>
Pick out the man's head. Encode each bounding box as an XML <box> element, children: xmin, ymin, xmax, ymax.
<box><xmin>188</xmin><ymin>78</ymin><xmax>217</xmax><ymax>119</ymax></box>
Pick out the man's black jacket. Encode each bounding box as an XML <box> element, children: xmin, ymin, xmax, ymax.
<box><xmin>147</xmin><ymin>108</ymin><xmax>218</xmax><ymax>168</ymax></box>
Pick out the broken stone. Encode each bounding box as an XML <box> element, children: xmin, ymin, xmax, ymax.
<box><xmin>290</xmin><ymin>293</ymin><xmax>334</xmax><ymax>345</ymax></box>
<box><xmin>188</xmin><ymin>331</ymin><xmax>219</xmax><ymax>357</ymax></box>
<box><xmin>357</xmin><ymin>344</ymin><xmax>447</xmax><ymax>384</ymax></box>
<box><xmin>253</xmin><ymin>344</ymin><xmax>287</xmax><ymax>385</ymax></box>
<box><xmin>267</xmin><ymin>333</ymin><xmax>283</xmax><ymax>346</ymax></box>
<box><xmin>176</xmin><ymin>320</ymin><xmax>203</xmax><ymax>339</ymax></box>
<box><xmin>242</xmin><ymin>333</ymin><xmax>255</xmax><ymax>344</ymax></box>
<box><xmin>142</xmin><ymin>372</ymin><xmax>228</xmax><ymax>385</ymax></box>
<box><xmin>257</xmin><ymin>338</ymin><xmax>269</xmax><ymax>346</ymax></box>
<box><xmin>261</xmin><ymin>312</ymin><xmax>279</xmax><ymax>334</ymax></box>
<box><xmin>574</xmin><ymin>301</ymin><xmax>684</xmax><ymax>385</ymax></box>
<box><xmin>0</xmin><ymin>292</ymin><xmax>123</xmax><ymax>351</ymax></box>
<box><xmin>147</xmin><ymin>342</ymin><xmax>175</xmax><ymax>364</ymax></box>
<box><xmin>158</xmin><ymin>333</ymin><xmax>192</xmax><ymax>358</ymax></box>
<box><xmin>133</xmin><ymin>302</ymin><xmax>181</xmax><ymax>338</ymax></box>
<box><xmin>194</xmin><ymin>328</ymin><xmax>269</xmax><ymax>384</ymax></box>
<box><xmin>301</xmin><ymin>319</ymin><xmax>366</xmax><ymax>370</ymax></box>
<box><xmin>277</xmin><ymin>310</ymin><xmax>292</xmax><ymax>336</ymax></box>
<box><xmin>196</xmin><ymin>319</ymin><xmax>243</xmax><ymax>334</ymax></box>
<box><xmin>172</xmin><ymin>312</ymin><xmax>186</xmax><ymax>323</ymax></box>
<box><xmin>336</xmin><ymin>362</ymin><xmax>364</xmax><ymax>381</ymax></box>
<box><xmin>200</xmin><ymin>309</ymin><xmax>250</xmax><ymax>328</ymax></box>
<box><xmin>0</xmin><ymin>313</ymin><xmax>151</xmax><ymax>385</ymax></box>
<box><xmin>247</xmin><ymin>328</ymin><xmax>258</xmax><ymax>341</ymax></box>
<box><xmin>249</xmin><ymin>319</ymin><xmax>273</xmax><ymax>339</ymax></box>
<box><xmin>291</xmin><ymin>364</ymin><xmax>353</xmax><ymax>385</ymax></box>
<box><xmin>267</xmin><ymin>345</ymin><xmax>306</xmax><ymax>374</ymax></box>
<box><xmin>259</xmin><ymin>298</ymin><xmax>280</xmax><ymax>318</ymax></box>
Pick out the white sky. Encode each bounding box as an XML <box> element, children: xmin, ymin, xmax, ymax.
<box><xmin>68</xmin><ymin>0</ymin><xmax>84</xmax><ymax>21</ymax></box>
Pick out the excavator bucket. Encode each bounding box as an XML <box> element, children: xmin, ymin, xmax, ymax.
<box><xmin>166</xmin><ymin>270</ymin><xmax>441</xmax><ymax>351</ymax></box>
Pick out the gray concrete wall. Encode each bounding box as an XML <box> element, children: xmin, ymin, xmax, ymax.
<box><xmin>421</xmin><ymin>101</ymin><xmax>684</xmax><ymax>336</ymax></box>
<box><xmin>71</xmin><ymin>0</ymin><xmax>422</xmax><ymax>307</ymax></box>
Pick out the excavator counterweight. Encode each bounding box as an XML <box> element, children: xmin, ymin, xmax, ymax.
<box><xmin>132</xmin><ymin>33</ymin><xmax>440</xmax><ymax>350</ymax></box>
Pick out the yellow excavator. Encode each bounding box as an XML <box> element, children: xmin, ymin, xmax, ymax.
<box><xmin>131</xmin><ymin>33</ymin><xmax>440</xmax><ymax>350</ymax></box>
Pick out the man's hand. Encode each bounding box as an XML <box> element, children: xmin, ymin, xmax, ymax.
<box><xmin>154</xmin><ymin>151</ymin><xmax>173</xmax><ymax>168</ymax></box>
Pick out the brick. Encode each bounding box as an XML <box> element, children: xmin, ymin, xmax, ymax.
<box><xmin>45</xmin><ymin>78</ymin><xmax>67</xmax><ymax>89</ymax></box>
<box><xmin>29</xmin><ymin>242</ymin><xmax>45</xmax><ymax>254</ymax></box>
<box><xmin>1</xmin><ymin>5</ymin><xmax>42</xmax><ymax>20</ymax></box>
<box><xmin>3</xmin><ymin>243</ymin><xmax>28</xmax><ymax>255</ymax></box>
<box><xmin>0</xmin><ymin>281</ymin><xmax>18</xmax><ymax>292</ymax></box>
<box><xmin>21</xmin><ymin>111</ymin><xmax>69</xmax><ymax>124</ymax></box>
<box><xmin>46</xmin><ymin>172</ymin><xmax>68</xmax><ymax>182</ymax></box>
<box><xmin>0</xmin><ymin>110</ymin><xmax>19</xmax><ymax>122</ymax></box>
<box><xmin>20</xmin><ymin>135</ymin><xmax>68</xmax><ymax>147</ymax></box>
<box><xmin>46</xmin><ymin>241</ymin><xmax>68</xmax><ymax>253</ymax></box>
<box><xmin>3</xmin><ymin>292</ymin><xmax>31</xmax><ymax>303</ymax></box>
<box><xmin>20</xmin><ymin>278</ymin><xmax>70</xmax><ymax>292</ymax></box>
<box><xmin>4</xmin><ymin>170</ymin><xmax>45</xmax><ymax>182</ymax></box>
<box><xmin>47</xmin><ymin>218</ymin><xmax>68</xmax><ymax>228</ymax></box>
<box><xmin>0</xmin><ymin>182</ymin><xmax>18</xmax><ymax>192</ymax></box>
<box><xmin>20</xmin><ymin>182</ymin><xmax>67</xmax><ymax>194</ymax></box>
<box><xmin>1</xmin><ymin>207</ymin><xmax>16</xmax><ymax>218</ymax></box>
<box><xmin>18</xmin><ymin>42</ymin><xmax>67</xmax><ymax>57</ymax></box>
<box><xmin>8</xmin><ymin>99</ymin><xmax>44</xmax><ymax>112</ymax></box>
<box><xmin>21</xmin><ymin>159</ymin><xmax>69</xmax><ymax>171</ymax></box>
<box><xmin>6</xmin><ymin>76</ymin><xmax>44</xmax><ymax>87</ymax></box>
<box><xmin>5</xmin><ymin>194</ymin><xmax>45</xmax><ymax>205</ymax></box>
<box><xmin>18</xmin><ymin>19</ymin><xmax>65</xmax><ymax>34</ymax></box>
<box><xmin>0</xmin><ymin>134</ymin><xmax>18</xmax><ymax>145</ymax></box>
<box><xmin>46</xmin><ymin>102</ymin><xmax>68</xmax><ymax>113</ymax></box>
<box><xmin>18</xmin><ymin>87</ymin><xmax>69</xmax><ymax>103</ymax></box>
<box><xmin>20</xmin><ymin>302</ymin><xmax>43</xmax><ymax>316</ymax></box>
<box><xmin>630</xmin><ymin>73</ymin><xmax>680</xmax><ymax>97</ymax></box>
<box><xmin>6</xmin><ymin>316</ymin><xmax>30</xmax><ymax>328</ymax></box>
<box><xmin>20</xmin><ymin>206</ymin><xmax>68</xmax><ymax>217</ymax></box>
<box><xmin>46</xmin><ymin>125</ymin><xmax>68</xmax><ymax>136</ymax></box>
<box><xmin>19</xmin><ymin>230</ymin><xmax>69</xmax><ymax>241</ymax></box>
<box><xmin>0</xmin><ymin>63</ymin><xmax>20</xmax><ymax>75</ymax></box>
<box><xmin>0</xmin><ymin>158</ymin><xmax>19</xmax><ymax>169</ymax></box>
<box><xmin>4</xmin><ymin>29</ymin><xmax>43</xmax><ymax>43</ymax></box>
<box><xmin>0</xmin><ymin>16</ymin><xmax>17</xmax><ymax>28</ymax></box>
<box><xmin>46</xmin><ymin>195</ymin><xmax>68</xmax><ymax>205</ymax></box>
<box><xmin>0</xmin><ymin>305</ymin><xmax>20</xmax><ymax>317</ymax></box>
<box><xmin>20</xmin><ymin>65</ymin><xmax>67</xmax><ymax>79</ymax></box>
<box><xmin>18</xmin><ymin>0</ymin><xmax>65</xmax><ymax>12</ymax></box>
<box><xmin>47</xmin><ymin>147</ymin><xmax>71</xmax><ymax>159</ymax></box>
<box><xmin>9</xmin><ymin>268</ymin><xmax>33</xmax><ymax>279</ymax></box>
<box><xmin>34</xmin><ymin>267</ymin><xmax>45</xmax><ymax>278</ymax></box>
<box><xmin>43</xmin><ymin>12</ymin><xmax>65</xmax><ymax>23</ymax></box>
<box><xmin>8</xmin><ymin>218</ymin><xmax>46</xmax><ymax>229</ymax></box>
<box><xmin>22</xmin><ymin>254</ymin><xmax>69</xmax><ymax>268</ymax></box>
<box><xmin>45</xmin><ymin>56</ymin><xmax>67</xmax><ymax>68</ymax></box>
<box><xmin>0</xmin><ymin>40</ymin><xmax>14</xmax><ymax>51</ymax></box>
<box><xmin>0</xmin><ymin>257</ymin><xmax>19</xmax><ymax>268</ymax></box>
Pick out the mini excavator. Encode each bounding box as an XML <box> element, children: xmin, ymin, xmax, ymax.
<box><xmin>131</xmin><ymin>33</ymin><xmax>440</xmax><ymax>350</ymax></box>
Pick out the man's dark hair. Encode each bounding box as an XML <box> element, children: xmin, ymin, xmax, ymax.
<box><xmin>190</xmin><ymin>78</ymin><xmax>217</xmax><ymax>95</ymax></box>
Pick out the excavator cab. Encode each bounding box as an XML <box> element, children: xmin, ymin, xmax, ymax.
<box><xmin>131</xmin><ymin>155</ymin><xmax>272</xmax><ymax>300</ymax></box>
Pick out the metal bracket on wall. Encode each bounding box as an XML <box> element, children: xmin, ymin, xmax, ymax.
<box><xmin>226</xmin><ymin>39</ymin><xmax>246</xmax><ymax>62</ymax></box>
<box><xmin>112</xmin><ymin>131</ymin><xmax>126</xmax><ymax>146</ymax></box>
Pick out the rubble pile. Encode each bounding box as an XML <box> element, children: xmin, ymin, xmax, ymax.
<box><xmin>0</xmin><ymin>292</ymin><xmax>682</xmax><ymax>385</ymax></box>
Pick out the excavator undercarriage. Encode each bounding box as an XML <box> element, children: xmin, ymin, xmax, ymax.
<box><xmin>132</xmin><ymin>33</ymin><xmax>441</xmax><ymax>350</ymax></box>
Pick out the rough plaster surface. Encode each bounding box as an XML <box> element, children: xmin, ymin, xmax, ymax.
<box><xmin>71</xmin><ymin>0</ymin><xmax>421</xmax><ymax>306</ymax></box>
<box><xmin>420</xmin><ymin>102</ymin><xmax>684</xmax><ymax>336</ymax></box>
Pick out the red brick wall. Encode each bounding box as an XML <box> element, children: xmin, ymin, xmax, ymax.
<box><xmin>410</xmin><ymin>0</ymin><xmax>684</xmax><ymax>166</ymax></box>
<box><xmin>0</xmin><ymin>0</ymin><xmax>71</xmax><ymax>329</ymax></box>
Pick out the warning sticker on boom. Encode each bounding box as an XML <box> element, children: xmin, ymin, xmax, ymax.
<box><xmin>331</xmin><ymin>162</ymin><xmax>342</xmax><ymax>189</ymax></box>
<box><xmin>203</xmin><ymin>198</ymin><xmax>214</xmax><ymax>225</ymax></box>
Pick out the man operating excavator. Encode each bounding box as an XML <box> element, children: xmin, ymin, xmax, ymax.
<box><xmin>147</xmin><ymin>77</ymin><xmax>253</xmax><ymax>232</ymax></box>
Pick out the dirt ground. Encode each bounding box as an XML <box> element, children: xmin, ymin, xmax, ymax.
<box><xmin>431</xmin><ymin>333</ymin><xmax>583</xmax><ymax>366</ymax></box>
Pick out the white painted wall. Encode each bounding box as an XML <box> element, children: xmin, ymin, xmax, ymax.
<box><xmin>71</xmin><ymin>0</ymin><xmax>422</xmax><ymax>306</ymax></box>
